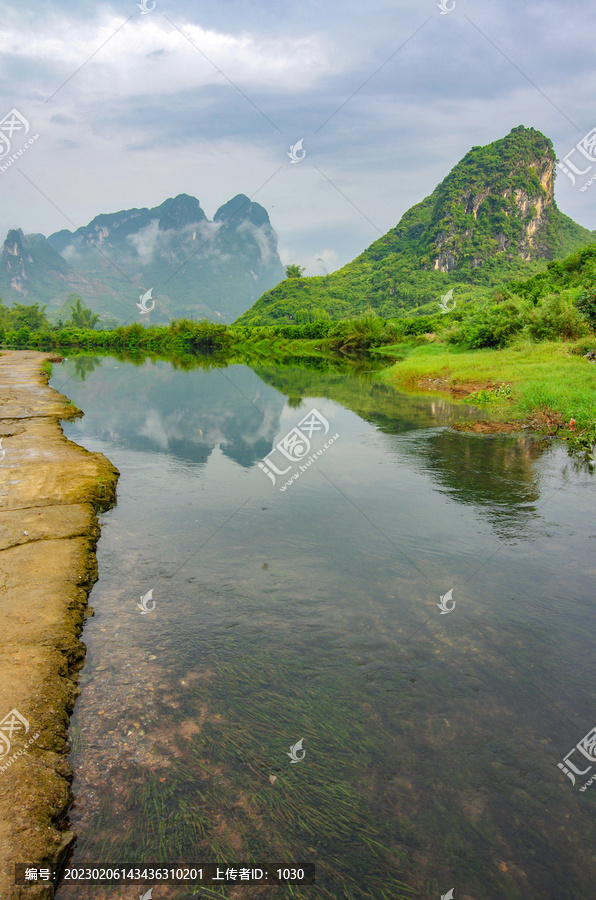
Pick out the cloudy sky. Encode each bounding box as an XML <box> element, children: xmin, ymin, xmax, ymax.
<box><xmin>0</xmin><ymin>0</ymin><xmax>594</xmax><ymax>276</ymax></box>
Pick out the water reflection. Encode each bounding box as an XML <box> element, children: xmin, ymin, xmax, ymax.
<box><xmin>57</xmin><ymin>357</ymin><xmax>483</xmax><ymax>469</ymax></box>
<box><xmin>404</xmin><ymin>429</ymin><xmax>546</xmax><ymax>539</ymax></box>
<box><xmin>52</xmin><ymin>356</ymin><xmax>596</xmax><ymax>900</ymax></box>
<box><xmin>71</xmin><ymin>355</ymin><xmax>103</xmax><ymax>382</ymax></box>
<box><xmin>57</xmin><ymin>359</ymin><xmax>286</xmax><ymax>467</ymax></box>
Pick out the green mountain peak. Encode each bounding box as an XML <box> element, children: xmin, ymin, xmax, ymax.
<box><xmin>236</xmin><ymin>126</ymin><xmax>595</xmax><ymax>326</ymax></box>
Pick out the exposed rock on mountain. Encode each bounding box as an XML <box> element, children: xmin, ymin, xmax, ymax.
<box><xmin>237</xmin><ymin>126</ymin><xmax>595</xmax><ymax>325</ymax></box>
<box><xmin>0</xmin><ymin>194</ymin><xmax>285</xmax><ymax>323</ymax></box>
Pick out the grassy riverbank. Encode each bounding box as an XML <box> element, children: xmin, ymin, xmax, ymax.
<box><xmin>376</xmin><ymin>338</ymin><xmax>596</xmax><ymax>449</ymax></box>
<box><xmin>3</xmin><ymin>237</ymin><xmax>596</xmax><ymax>455</ymax></box>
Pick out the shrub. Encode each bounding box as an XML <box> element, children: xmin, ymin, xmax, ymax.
<box><xmin>15</xmin><ymin>326</ymin><xmax>31</xmax><ymax>347</ymax></box>
<box><xmin>450</xmin><ymin>297</ymin><xmax>528</xmax><ymax>348</ymax></box>
<box><xmin>526</xmin><ymin>292</ymin><xmax>590</xmax><ymax>341</ymax></box>
<box><xmin>575</xmin><ymin>287</ymin><xmax>596</xmax><ymax>332</ymax></box>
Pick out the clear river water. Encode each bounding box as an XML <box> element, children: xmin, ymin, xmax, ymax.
<box><xmin>50</xmin><ymin>355</ymin><xmax>596</xmax><ymax>900</ymax></box>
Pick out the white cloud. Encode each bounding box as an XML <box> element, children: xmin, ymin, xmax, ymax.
<box><xmin>237</xmin><ymin>221</ymin><xmax>278</xmax><ymax>266</ymax></box>
<box><xmin>0</xmin><ymin>14</ymin><xmax>333</xmax><ymax>100</ymax></box>
<box><xmin>127</xmin><ymin>218</ymin><xmax>160</xmax><ymax>264</ymax></box>
<box><xmin>278</xmin><ymin>246</ymin><xmax>339</xmax><ymax>275</ymax></box>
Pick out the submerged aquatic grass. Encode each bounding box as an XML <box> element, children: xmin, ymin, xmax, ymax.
<box><xmin>70</xmin><ymin>642</ymin><xmax>417</xmax><ymax>899</ymax></box>
<box><xmin>57</xmin><ymin>357</ymin><xmax>596</xmax><ymax>899</ymax></box>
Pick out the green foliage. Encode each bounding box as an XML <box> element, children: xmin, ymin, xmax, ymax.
<box><xmin>14</xmin><ymin>326</ymin><xmax>31</xmax><ymax>347</ymax></box>
<box><xmin>285</xmin><ymin>264</ymin><xmax>305</xmax><ymax>278</ymax></box>
<box><xmin>445</xmin><ymin>296</ymin><xmax>527</xmax><ymax>349</ymax></box>
<box><xmin>441</xmin><ymin>241</ymin><xmax>596</xmax><ymax>349</ymax></box>
<box><xmin>328</xmin><ymin>315</ymin><xmax>390</xmax><ymax>352</ymax></box>
<box><xmin>0</xmin><ymin>298</ymin><xmax>51</xmax><ymax>339</ymax></box>
<box><xmin>568</xmin><ymin>418</ymin><xmax>596</xmax><ymax>461</ymax></box>
<box><xmin>525</xmin><ymin>291</ymin><xmax>590</xmax><ymax>341</ymax></box>
<box><xmin>10</xmin><ymin>302</ymin><xmax>48</xmax><ymax>330</ymax></box>
<box><xmin>464</xmin><ymin>385</ymin><xmax>512</xmax><ymax>405</ymax></box>
<box><xmin>236</xmin><ymin>126</ymin><xmax>595</xmax><ymax>327</ymax></box>
<box><xmin>68</xmin><ymin>294</ymin><xmax>100</xmax><ymax>329</ymax></box>
<box><xmin>0</xmin><ymin>318</ymin><xmax>232</xmax><ymax>356</ymax></box>
<box><xmin>575</xmin><ymin>287</ymin><xmax>596</xmax><ymax>331</ymax></box>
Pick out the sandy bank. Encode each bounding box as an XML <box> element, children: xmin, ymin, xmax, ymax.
<box><xmin>0</xmin><ymin>351</ymin><xmax>118</xmax><ymax>899</ymax></box>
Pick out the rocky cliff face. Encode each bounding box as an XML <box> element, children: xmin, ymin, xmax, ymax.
<box><xmin>238</xmin><ymin>126</ymin><xmax>596</xmax><ymax>325</ymax></box>
<box><xmin>0</xmin><ymin>194</ymin><xmax>285</xmax><ymax>323</ymax></box>
<box><xmin>3</xmin><ymin>230</ymin><xmax>30</xmax><ymax>293</ymax></box>
<box><xmin>1</xmin><ymin>229</ymin><xmax>73</xmax><ymax>299</ymax></box>
<box><xmin>428</xmin><ymin>129</ymin><xmax>560</xmax><ymax>274</ymax></box>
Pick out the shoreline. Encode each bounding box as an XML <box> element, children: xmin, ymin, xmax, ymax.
<box><xmin>376</xmin><ymin>338</ymin><xmax>596</xmax><ymax>441</ymax></box>
<box><xmin>0</xmin><ymin>350</ymin><xmax>118</xmax><ymax>899</ymax></box>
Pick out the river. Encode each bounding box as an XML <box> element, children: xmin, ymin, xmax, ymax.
<box><xmin>50</xmin><ymin>355</ymin><xmax>596</xmax><ymax>900</ymax></box>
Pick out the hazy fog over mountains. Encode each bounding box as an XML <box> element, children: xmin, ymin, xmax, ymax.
<box><xmin>0</xmin><ymin>193</ymin><xmax>285</xmax><ymax>323</ymax></box>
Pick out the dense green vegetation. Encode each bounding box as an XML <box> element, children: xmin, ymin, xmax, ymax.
<box><xmin>2</xmin><ymin>232</ymin><xmax>595</xmax><ymax>459</ymax></box>
<box><xmin>434</xmin><ymin>243</ymin><xmax>596</xmax><ymax>350</ymax></box>
<box><xmin>235</xmin><ymin>127</ymin><xmax>595</xmax><ymax>326</ymax></box>
<box><xmin>2</xmin><ymin>243</ymin><xmax>595</xmax><ymax>356</ymax></box>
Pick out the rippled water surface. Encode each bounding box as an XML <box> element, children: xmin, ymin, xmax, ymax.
<box><xmin>51</xmin><ymin>356</ymin><xmax>596</xmax><ymax>899</ymax></box>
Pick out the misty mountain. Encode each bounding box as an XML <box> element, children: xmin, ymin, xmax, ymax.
<box><xmin>0</xmin><ymin>193</ymin><xmax>285</xmax><ymax>324</ymax></box>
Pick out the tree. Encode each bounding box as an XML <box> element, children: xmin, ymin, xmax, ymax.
<box><xmin>0</xmin><ymin>298</ymin><xmax>11</xmax><ymax>331</ymax></box>
<box><xmin>10</xmin><ymin>303</ymin><xmax>48</xmax><ymax>331</ymax></box>
<box><xmin>68</xmin><ymin>295</ymin><xmax>100</xmax><ymax>330</ymax></box>
<box><xmin>285</xmin><ymin>264</ymin><xmax>305</xmax><ymax>279</ymax></box>
<box><xmin>575</xmin><ymin>288</ymin><xmax>596</xmax><ymax>332</ymax></box>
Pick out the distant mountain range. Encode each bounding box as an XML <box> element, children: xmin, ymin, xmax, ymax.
<box><xmin>0</xmin><ymin>193</ymin><xmax>285</xmax><ymax>324</ymax></box>
<box><xmin>237</xmin><ymin>126</ymin><xmax>596</xmax><ymax>325</ymax></box>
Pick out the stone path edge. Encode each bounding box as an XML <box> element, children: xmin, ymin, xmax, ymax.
<box><xmin>0</xmin><ymin>350</ymin><xmax>119</xmax><ymax>900</ymax></box>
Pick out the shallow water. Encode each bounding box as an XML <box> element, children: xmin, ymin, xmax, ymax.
<box><xmin>51</xmin><ymin>356</ymin><xmax>596</xmax><ymax>899</ymax></box>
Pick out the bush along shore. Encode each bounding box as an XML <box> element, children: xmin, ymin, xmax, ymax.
<box><xmin>1</xmin><ymin>243</ymin><xmax>596</xmax><ymax>461</ymax></box>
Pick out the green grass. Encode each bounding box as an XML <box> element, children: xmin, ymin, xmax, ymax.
<box><xmin>379</xmin><ymin>339</ymin><xmax>596</xmax><ymax>429</ymax></box>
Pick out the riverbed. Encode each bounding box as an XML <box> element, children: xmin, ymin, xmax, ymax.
<box><xmin>51</xmin><ymin>355</ymin><xmax>596</xmax><ymax>900</ymax></box>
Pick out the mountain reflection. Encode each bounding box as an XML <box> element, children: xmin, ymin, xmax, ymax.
<box><xmin>59</xmin><ymin>358</ymin><xmax>285</xmax><ymax>467</ymax></box>
<box><xmin>58</xmin><ymin>356</ymin><xmax>550</xmax><ymax>536</ymax></box>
